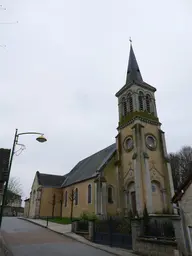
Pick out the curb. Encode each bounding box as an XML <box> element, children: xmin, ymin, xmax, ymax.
<box><xmin>18</xmin><ymin>218</ymin><xmax>136</xmax><ymax>256</ymax></box>
<box><xmin>18</xmin><ymin>217</ymin><xmax>48</xmax><ymax>229</ymax></box>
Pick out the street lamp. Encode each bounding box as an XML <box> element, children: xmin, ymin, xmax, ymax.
<box><xmin>0</xmin><ymin>129</ymin><xmax>47</xmax><ymax>227</ymax></box>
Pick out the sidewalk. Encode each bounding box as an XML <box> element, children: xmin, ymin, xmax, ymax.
<box><xmin>19</xmin><ymin>217</ymin><xmax>136</xmax><ymax>256</ymax></box>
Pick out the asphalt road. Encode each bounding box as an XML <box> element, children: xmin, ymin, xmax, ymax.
<box><xmin>1</xmin><ymin>217</ymin><xmax>111</xmax><ymax>256</ymax></box>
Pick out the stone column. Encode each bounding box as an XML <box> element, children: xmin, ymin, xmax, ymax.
<box><xmin>135</xmin><ymin>92</ymin><xmax>139</xmax><ymax>111</ymax></box>
<box><xmin>133</xmin><ymin>92</ymin><xmax>137</xmax><ymax>111</ymax></box>
<box><xmin>161</xmin><ymin>188</ymin><xmax>167</xmax><ymax>212</ymax></box>
<box><xmin>131</xmin><ymin>219</ymin><xmax>141</xmax><ymax>252</ymax></box>
<box><xmin>115</xmin><ymin>166</ymin><xmax>120</xmax><ymax>210</ymax></box>
<box><xmin>94</xmin><ymin>182</ymin><xmax>98</xmax><ymax>214</ymax></box>
<box><xmin>140</xmin><ymin>125</ymin><xmax>153</xmax><ymax>214</ymax></box>
<box><xmin>132</xmin><ymin>124</ymin><xmax>143</xmax><ymax>216</ymax></box>
<box><xmin>133</xmin><ymin>158</ymin><xmax>141</xmax><ymax>215</ymax></box>
<box><xmin>144</xmin><ymin>157</ymin><xmax>153</xmax><ymax>213</ymax></box>
<box><xmin>101</xmin><ymin>182</ymin><xmax>107</xmax><ymax>216</ymax></box>
<box><xmin>100</xmin><ymin>183</ymin><xmax>102</xmax><ymax>215</ymax></box>
<box><xmin>88</xmin><ymin>221</ymin><xmax>94</xmax><ymax>241</ymax></box>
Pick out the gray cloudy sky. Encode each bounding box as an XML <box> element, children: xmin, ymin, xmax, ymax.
<box><xmin>0</xmin><ymin>0</ymin><xmax>192</xmax><ymax>200</ymax></box>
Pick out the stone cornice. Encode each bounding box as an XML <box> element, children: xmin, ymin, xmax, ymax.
<box><xmin>118</xmin><ymin>115</ymin><xmax>161</xmax><ymax>130</ymax></box>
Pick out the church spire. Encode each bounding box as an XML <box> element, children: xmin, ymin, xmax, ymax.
<box><xmin>126</xmin><ymin>40</ymin><xmax>143</xmax><ymax>84</ymax></box>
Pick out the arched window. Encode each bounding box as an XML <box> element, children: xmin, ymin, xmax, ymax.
<box><xmin>88</xmin><ymin>184</ymin><xmax>92</xmax><ymax>204</ymax></box>
<box><xmin>64</xmin><ymin>191</ymin><xmax>68</xmax><ymax>207</ymax></box>
<box><xmin>146</xmin><ymin>94</ymin><xmax>151</xmax><ymax>113</ymax></box>
<box><xmin>122</xmin><ymin>97</ymin><xmax>127</xmax><ymax>116</ymax></box>
<box><xmin>108</xmin><ymin>186</ymin><xmax>113</xmax><ymax>204</ymax></box>
<box><xmin>151</xmin><ymin>183</ymin><xmax>156</xmax><ymax>193</ymax></box>
<box><xmin>75</xmin><ymin>188</ymin><xmax>78</xmax><ymax>205</ymax></box>
<box><xmin>127</xmin><ymin>93</ymin><xmax>133</xmax><ymax>112</ymax></box>
<box><xmin>138</xmin><ymin>91</ymin><xmax>144</xmax><ymax>111</ymax></box>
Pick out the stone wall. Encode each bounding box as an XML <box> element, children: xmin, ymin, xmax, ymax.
<box><xmin>134</xmin><ymin>237</ymin><xmax>177</xmax><ymax>256</ymax></box>
<box><xmin>131</xmin><ymin>219</ymin><xmax>178</xmax><ymax>256</ymax></box>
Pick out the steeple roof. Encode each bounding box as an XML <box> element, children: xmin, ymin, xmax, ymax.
<box><xmin>115</xmin><ymin>42</ymin><xmax>156</xmax><ymax>97</ymax></box>
<box><xmin>126</xmin><ymin>44</ymin><xmax>143</xmax><ymax>83</ymax></box>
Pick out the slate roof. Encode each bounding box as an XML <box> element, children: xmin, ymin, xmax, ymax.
<box><xmin>126</xmin><ymin>44</ymin><xmax>143</xmax><ymax>84</ymax></box>
<box><xmin>35</xmin><ymin>144</ymin><xmax>116</xmax><ymax>189</ymax></box>
<box><xmin>115</xmin><ymin>44</ymin><xmax>156</xmax><ymax>97</ymax></box>
<box><xmin>172</xmin><ymin>172</ymin><xmax>192</xmax><ymax>203</ymax></box>
<box><xmin>36</xmin><ymin>171</ymin><xmax>67</xmax><ymax>188</ymax></box>
<box><xmin>61</xmin><ymin>143</ymin><xmax>116</xmax><ymax>187</ymax></box>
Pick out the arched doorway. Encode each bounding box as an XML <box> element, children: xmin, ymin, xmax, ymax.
<box><xmin>151</xmin><ymin>181</ymin><xmax>163</xmax><ymax>213</ymax></box>
<box><xmin>126</xmin><ymin>182</ymin><xmax>137</xmax><ymax>215</ymax></box>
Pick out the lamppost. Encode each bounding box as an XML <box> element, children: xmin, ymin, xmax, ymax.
<box><xmin>0</xmin><ymin>128</ymin><xmax>47</xmax><ymax>227</ymax></box>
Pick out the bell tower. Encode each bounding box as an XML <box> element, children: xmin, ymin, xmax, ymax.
<box><xmin>115</xmin><ymin>42</ymin><xmax>174</xmax><ymax>216</ymax></box>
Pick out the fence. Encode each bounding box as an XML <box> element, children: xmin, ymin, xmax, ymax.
<box><xmin>132</xmin><ymin>219</ymin><xmax>177</xmax><ymax>256</ymax></box>
<box><xmin>140</xmin><ymin>219</ymin><xmax>175</xmax><ymax>240</ymax></box>
<box><xmin>76</xmin><ymin>219</ymin><xmax>89</xmax><ymax>232</ymax></box>
<box><xmin>93</xmin><ymin>216</ymin><xmax>132</xmax><ymax>249</ymax></box>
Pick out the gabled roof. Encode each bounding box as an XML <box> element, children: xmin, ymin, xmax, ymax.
<box><xmin>62</xmin><ymin>143</ymin><xmax>116</xmax><ymax>187</ymax></box>
<box><xmin>172</xmin><ymin>172</ymin><xmax>192</xmax><ymax>203</ymax></box>
<box><xmin>36</xmin><ymin>171</ymin><xmax>67</xmax><ymax>188</ymax></box>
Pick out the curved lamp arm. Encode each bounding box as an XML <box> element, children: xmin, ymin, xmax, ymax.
<box><xmin>17</xmin><ymin>132</ymin><xmax>44</xmax><ymax>137</ymax></box>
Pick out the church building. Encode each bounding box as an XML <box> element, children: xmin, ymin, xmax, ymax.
<box><xmin>27</xmin><ymin>43</ymin><xmax>174</xmax><ymax>218</ymax></box>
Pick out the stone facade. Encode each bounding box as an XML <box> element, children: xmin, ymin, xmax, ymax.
<box><xmin>131</xmin><ymin>219</ymin><xmax>177</xmax><ymax>256</ymax></box>
<box><xmin>180</xmin><ymin>182</ymin><xmax>192</xmax><ymax>231</ymax></box>
<box><xmin>24</xmin><ymin>199</ymin><xmax>30</xmax><ymax>217</ymax></box>
<box><xmin>115</xmin><ymin>45</ymin><xmax>174</xmax><ymax>216</ymax></box>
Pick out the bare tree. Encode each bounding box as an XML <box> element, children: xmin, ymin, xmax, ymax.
<box><xmin>169</xmin><ymin>146</ymin><xmax>192</xmax><ymax>190</ymax></box>
<box><xmin>48</xmin><ymin>194</ymin><xmax>56</xmax><ymax>218</ymax></box>
<box><xmin>6</xmin><ymin>177</ymin><xmax>23</xmax><ymax>206</ymax></box>
<box><xmin>69</xmin><ymin>187</ymin><xmax>76</xmax><ymax>220</ymax></box>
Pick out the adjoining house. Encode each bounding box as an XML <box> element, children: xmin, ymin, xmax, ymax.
<box><xmin>24</xmin><ymin>198</ymin><xmax>30</xmax><ymax>217</ymax></box>
<box><xmin>172</xmin><ymin>172</ymin><xmax>192</xmax><ymax>255</ymax></box>
<box><xmin>28</xmin><ymin>43</ymin><xmax>175</xmax><ymax>219</ymax></box>
<box><xmin>6</xmin><ymin>190</ymin><xmax>22</xmax><ymax>208</ymax></box>
<box><xmin>1</xmin><ymin>191</ymin><xmax>23</xmax><ymax>216</ymax></box>
<box><xmin>28</xmin><ymin>172</ymin><xmax>66</xmax><ymax>218</ymax></box>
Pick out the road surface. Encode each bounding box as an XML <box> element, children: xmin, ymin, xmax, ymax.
<box><xmin>1</xmin><ymin>217</ymin><xmax>111</xmax><ymax>256</ymax></box>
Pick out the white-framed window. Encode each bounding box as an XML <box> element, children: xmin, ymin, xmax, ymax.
<box><xmin>107</xmin><ymin>185</ymin><xmax>114</xmax><ymax>204</ymax></box>
<box><xmin>64</xmin><ymin>191</ymin><xmax>68</xmax><ymax>207</ymax></box>
<box><xmin>88</xmin><ymin>184</ymin><xmax>92</xmax><ymax>204</ymax></box>
<box><xmin>74</xmin><ymin>188</ymin><xmax>78</xmax><ymax>205</ymax></box>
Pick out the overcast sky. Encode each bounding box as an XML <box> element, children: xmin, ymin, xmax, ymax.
<box><xmin>0</xmin><ymin>0</ymin><xmax>192</xmax><ymax>200</ymax></box>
